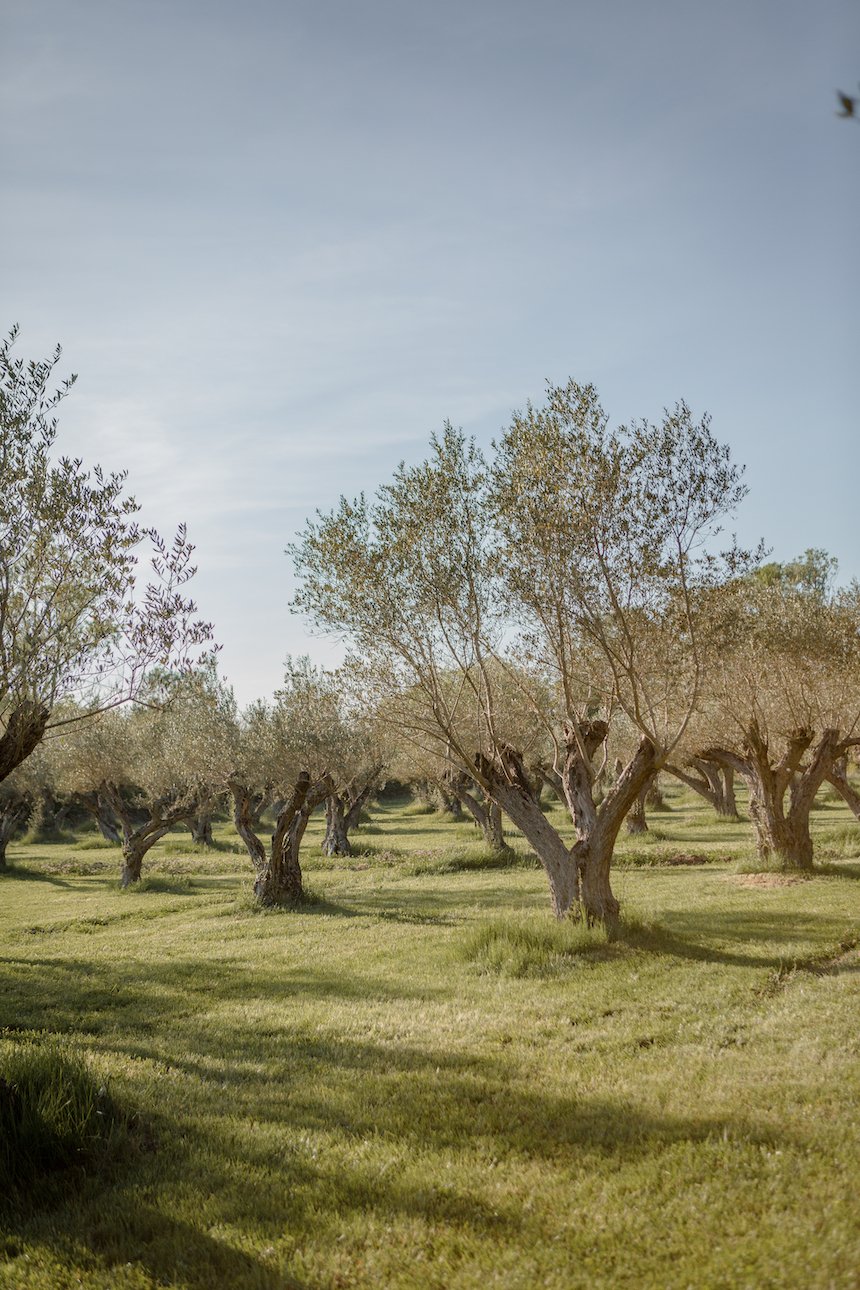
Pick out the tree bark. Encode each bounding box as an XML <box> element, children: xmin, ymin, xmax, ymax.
<box><xmin>701</xmin><ymin>726</ymin><xmax>845</xmax><ymax>871</ymax></box>
<box><xmin>77</xmin><ymin>791</ymin><xmax>121</xmax><ymax>844</ymax></box>
<box><xmin>827</xmin><ymin>757</ymin><xmax>860</xmax><ymax>821</ymax></box>
<box><xmin>625</xmin><ymin>781</ymin><xmax>650</xmax><ymax>834</ymax></box>
<box><xmin>476</xmin><ymin>750</ymin><xmax>577</xmax><ymax>916</ymax></box>
<box><xmin>183</xmin><ymin>809</ymin><xmax>215</xmax><ymax>846</ymax></box>
<box><xmin>322</xmin><ymin>793</ymin><xmax>351</xmax><ymax>856</ymax></box>
<box><xmin>478</xmin><ymin>727</ymin><xmax>657</xmax><ymax>931</ymax></box>
<box><xmin>322</xmin><ymin>778</ymin><xmax>378</xmax><ymax>856</ymax></box>
<box><xmin>666</xmin><ymin>757</ymin><xmax>739</xmax><ymax>818</ymax></box>
<box><xmin>100</xmin><ymin>781</ymin><xmax>186</xmax><ymax>887</ymax></box>
<box><xmin>449</xmin><ymin>773</ymin><xmax>511</xmax><ymax>852</ymax></box>
<box><xmin>0</xmin><ymin>797</ymin><xmax>32</xmax><ymax>870</ymax></box>
<box><xmin>0</xmin><ymin>702</ymin><xmax>50</xmax><ymax>786</ymax></box>
<box><xmin>231</xmin><ymin>773</ymin><xmax>329</xmax><ymax>906</ymax></box>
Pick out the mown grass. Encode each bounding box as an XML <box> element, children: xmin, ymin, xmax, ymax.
<box><xmin>0</xmin><ymin>786</ymin><xmax>859</xmax><ymax>1287</ymax></box>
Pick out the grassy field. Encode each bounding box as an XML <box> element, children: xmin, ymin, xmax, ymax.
<box><xmin>1</xmin><ymin>785</ymin><xmax>859</xmax><ymax>1289</ymax></box>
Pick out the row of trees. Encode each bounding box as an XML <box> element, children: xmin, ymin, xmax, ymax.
<box><xmin>2</xmin><ymin>332</ymin><xmax>859</xmax><ymax>929</ymax></box>
<box><xmin>290</xmin><ymin>385</ymin><xmax>860</xmax><ymax>929</ymax></box>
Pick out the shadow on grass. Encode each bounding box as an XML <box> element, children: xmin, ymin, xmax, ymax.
<box><xmin>620</xmin><ymin>908</ymin><xmax>857</xmax><ymax>969</ymax></box>
<box><xmin>6</xmin><ymin>1202</ymin><xmax>306</xmax><ymax>1290</ymax></box>
<box><xmin>0</xmin><ymin>863</ymin><xmax>72</xmax><ymax>888</ymax></box>
<box><xmin>2</xmin><ymin>1026</ymin><xmax>787</xmax><ymax>1290</ymax></box>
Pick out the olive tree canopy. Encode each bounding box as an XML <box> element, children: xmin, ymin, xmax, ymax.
<box><xmin>291</xmin><ymin>381</ymin><xmax>751</xmax><ymax>928</ymax></box>
<box><xmin>0</xmin><ymin>328</ymin><xmax>213</xmax><ymax>785</ymax></box>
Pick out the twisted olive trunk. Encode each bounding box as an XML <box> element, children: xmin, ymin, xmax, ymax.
<box><xmin>667</xmin><ymin>758</ymin><xmax>739</xmax><ymax>818</ymax></box>
<box><xmin>477</xmin><ymin>728</ymin><xmax>658</xmax><ymax>931</ymax></box>
<box><xmin>99</xmin><ymin>782</ymin><xmax>187</xmax><ymax>887</ymax></box>
<box><xmin>701</xmin><ymin>726</ymin><xmax>845</xmax><ymax>872</ymax></box>
<box><xmin>231</xmin><ymin>773</ymin><xmax>330</xmax><ymax>906</ymax></box>
<box><xmin>449</xmin><ymin>774</ymin><xmax>510</xmax><ymax>853</ymax></box>
<box><xmin>0</xmin><ymin>702</ymin><xmax>50</xmax><ymax>786</ymax></box>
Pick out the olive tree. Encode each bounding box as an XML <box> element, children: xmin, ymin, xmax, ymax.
<box><xmin>54</xmin><ymin>672</ymin><xmax>234</xmax><ymax>885</ymax></box>
<box><xmin>0</xmin><ymin>328</ymin><xmax>212</xmax><ymax>787</ymax></box>
<box><xmin>694</xmin><ymin>582</ymin><xmax>860</xmax><ymax>870</ymax></box>
<box><xmin>292</xmin><ymin>384</ymin><xmax>749</xmax><ymax>928</ymax></box>
<box><xmin>228</xmin><ymin>673</ymin><xmax>333</xmax><ymax>907</ymax></box>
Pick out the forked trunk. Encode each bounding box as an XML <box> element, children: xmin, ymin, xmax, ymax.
<box><xmin>187</xmin><ymin>813</ymin><xmax>214</xmax><ymax>847</ymax></box>
<box><xmin>562</xmin><ymin>728</ymin><xmax>657</xmax><ymax>932</ymax></box>
<box><xmin>475</xmin><ymin>751</ymin><xmax>576</xmax><ymax>915</ymax></box>
<box><xmin>477</xmin><ymin>730</ymin><xmax>657</xmax><ymax>929</ymax></box>
<box><xmin>78</xmin><ymin>792</ymin><xmax>121</xmax><ymax>844</ymax></box>
<box><xmin>702</xmin><ymin>726</ymin><xmax>843</xmax><ymax>872</ymax></box>
<box><xmin>101</xmin><ymin>781</ymin><xmax>181</xmax><ymax>888</ymax></box>
<box><xmin>232</xmin><ymin>773</ymin><xmax>329</xmax><ymax>907</ymax></box>
<box><xmin>666</xmin><ymin>758</ymin><xmax>738</xmax><ymax>818</ymax></box>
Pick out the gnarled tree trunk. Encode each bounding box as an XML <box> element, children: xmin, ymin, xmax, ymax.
<box><xmin>322</xmin><ymin>793</ymin><xmax>351</xmax><ymax>856</ymax></box>
<box><xmin>100</xmin><ymin>781</ymin><xmax>187</xmax><ymax>887</ymax></box>
<box><xmin>231</xmin><ymin>773</ymin><xmax>329</xmax><ymax>906</ymax></box>
<box><xmin>666</xmin><ymin>757</ymin><xmax>738</xmax><ymax>818</ymax></box>
<box><xmin>0</xmin><ymin>702</ymin><xmax>50</xmax><ymax>786</ymax></box>
<box><xmin>77</xmin><ymin>791</ymin><xmax>121</xmax><ymax>844</ymax></box>
<box><xmin>322</xmin><ymin>779</ymin><xmax>378</xmax><ymax>857</ymax></box>
<box><xmin>477</xmin><ymin>725</ymin><xmax>658</xmax><ymax>930</ymax></box>
<box><xmin>701</xmin><ymin>726</ymin><xmax>845</xmax><ymax>872</ymax></box>
<box><xmin>449</xmin><ymin>773</ymin><xmax>510</xmax><ymax>853</ymax></box>
<box><xmin>625</xmin><ymin>779</ymin><xmax>651</xmax><ymax>834</ymax></box>
<box><xmin>188</xmin><ymin>814</ymin><xmax>214</xmax><ymax>846</ymax></box>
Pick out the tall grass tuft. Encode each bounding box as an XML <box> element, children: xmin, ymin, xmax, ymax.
<box><xmin>458</xmin><ymin>914</ymin><xmax>611</xmax><ymax>977</ymax></box>
<box><xmin>0</xmin><ymin>1045</ymin><xmax>129</xmax><ymax>1196</ymax></box>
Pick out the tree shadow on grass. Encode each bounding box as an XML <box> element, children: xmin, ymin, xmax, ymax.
<box><xmin>0</xmin><ymin>862</ymin><xmax>72</xmax><ymax>888</ymax></box>
<box><xmin>2</xmin><ymin>1025</ymin><xmax>788</xmax><ymax>1290</ymax></box>
<box><xmin>621</xmin><ymin>908</ymin><xmax>856</xmax><ymax>969</ymax></box>
<box><xmin>5</xmin><ymin>1201</ymin><xmax>307</xmax><ymax>1290</ymax></box>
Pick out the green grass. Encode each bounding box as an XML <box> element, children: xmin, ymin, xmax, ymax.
<box><xmin>0</xmin><ymin>1044</ymin><xmax>130</xmax><ymax>1196</ymax></box>
<box><xmin>0</xmin><ymin>789</ymin><xmax>859</xmax><ymax>1286</ymax></box>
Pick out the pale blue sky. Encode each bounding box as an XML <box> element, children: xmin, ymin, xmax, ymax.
<box><xmin>2</xmin><ymin>0</ymin><xmax>858</xmax><ymax>703</ymax></box>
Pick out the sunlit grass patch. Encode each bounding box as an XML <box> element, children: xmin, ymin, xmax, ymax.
<box><xmin>402</xmin><ymin>845</ymin><xmax>535</xmax><ymax>877</ymax></box>
<box><xmin>458</xmin><ymin>913</ymin><xmax>612</xmax><ymax>976</ymax></box>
